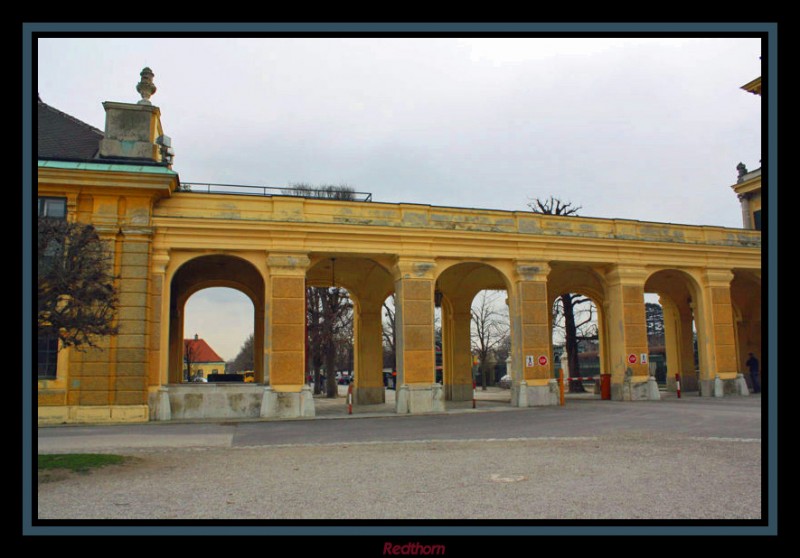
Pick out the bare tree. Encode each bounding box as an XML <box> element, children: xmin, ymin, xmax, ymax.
<box><xmin>528</xmin><ymin>197</ymin><xmax>597</xmax><ymax>391</ymax></box>
<box><xmin>228</xmin><ymin>333</ymin><xmax>254</xmax><ymax>373</ymax></box>
<box><xmin>183</xmin><ymin>337</ymin><xmax>200</xmax><ymax>381</ymax></box>
<box><xmin>307</xmin><ymin>285</ymin><xmax>352</xmax><ymax>398</ymax></box>
<box><xmin>471</xmin><ymin>290</ymin><xmax>509</xmax><ymax>391</ymax></box>
<box><xmin>37</xmin><ymin>218</ymin><xmax>118</xmax><ymax>350</ymax></box>
<box><xmin>282</xmin><ymin>183</ymin><xmax>356</xmax><ymax>200</ymax></box>
<box><xmin>382</xmin><ymin>295</ymin><xmax>397</xmax><ymax>370</ymax></box>
<box><xmin>527</xmin><ymin>196</ymin><xmax>582</xmax><ymax>216</ymax></box>
<box><xmin>552</xmin><ymin>294</ymin><xmax>598</xmax><ymax>392</ymax></box>
<box><xmin>645</xmin><ymin>302</ymin><xmax>665</xmax><ymax>347</ymax></box>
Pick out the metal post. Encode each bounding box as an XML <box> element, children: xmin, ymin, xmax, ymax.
<box><xmin>347</xmin><ymin>382</ymin><xmax>353</xmax><ymax>414</ymax></box>
<box><xmin>472</xmin><ymin>380</ymin><xmax>476</xmax><ymax>409</ymax></box>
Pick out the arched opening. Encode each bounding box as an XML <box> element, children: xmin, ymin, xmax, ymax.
<box><xmin>547</xmin><ymin>263</ymin><xmax>609</xmax><ymax>397</ymax></box>
<box><xmin>643</xmin><ymin>294</ymin><xmax>668</xmax><ymax>388</ymax></box>
<box><xmin>306</xmin><ymin>255</ymin><xmax>394</xmax><ymax>407</ymax></box>
<box><xmin>471</xmin><ymin>289</ymin><xmax>510</xmax><ymax>393</ymax></box>
<box><xmin>382</xmin><ymin>293</ymin><xmax>398</xmax><ymax>390</ymax></box>
<box><xmin>168</xmin><ymin>255</ymin><xmax>265</xmax><ymax>385</ymax></box>
<box><xmin>644</xmin><ymin>270</ymin><xmax>704</xmax><ymax>393</ymax></box>
<box><xmin>183</xmin><ymin>287</ymin><xmax>254</xmax><ymax>382</ymax></box>
<box><xmin>550</xmin><ymin>293</ymin><xmax>601</xmax><ymax>394</ymax></box>
<box><xmin>731</xmin><ymin>270</ymin><xmax>761</xmax><ymax>392</ymax></box>
<box><xmin>435</xmin><ymin>262</ymin><xmax>511</xmax><ymax>404</ymax></box>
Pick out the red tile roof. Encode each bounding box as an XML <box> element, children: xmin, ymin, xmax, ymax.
<box><xmin>184</xmin><ymin>338</ymin><xmax>225</xmax><ymax>363</ymax></box>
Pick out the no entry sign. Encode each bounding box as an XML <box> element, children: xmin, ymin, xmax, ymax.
<box><xmin>628</xmin><ymin>354</ymin><xmax>637</xmax><ymax>364</ymax></box>
<box><xmin>538</xmin><ymin>355</ymin><xmax>548</xmax><ymax>366</ymax></box>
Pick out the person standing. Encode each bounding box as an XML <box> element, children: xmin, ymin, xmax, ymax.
<box><xmin>746</xmin><ymin>353</ymin><xmax>760</xmax><ymax>393</ymax></box>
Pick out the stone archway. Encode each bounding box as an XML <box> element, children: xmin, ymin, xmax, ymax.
<box><xmin>306</xmin><ymin>255</ymin><xmax>395</xmax><ymax>406</ymax></box>
<box><xmin>644</xmin><ymin>269</ymin><xmax>705</xmax><ymax>393</ymax></box>
<box><xmin>731</xmin><ymin>270</ymin><xmax>761</xmax><ymax>390</ymax></box>
<box><xmin>435</xmin><ymin>262</ymin><xmax>512</xmax><ymax>402</ymax></box>
<box><xmin>168</xmin><ymin>255</ymin><xmax>266</xmax><ymax>384</ymax></box>
<box><xmin>547</xmin><ymin>263</ymin><xmax>609</xmax><ymax>391</ymax></box>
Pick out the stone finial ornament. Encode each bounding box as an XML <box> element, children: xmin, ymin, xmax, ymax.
<box><xmin>136</xmin><ymin>67</ymin><xmax>157</xmax><ymax>105</ymax></box>
<box><xmin>736</xmin><ymin>162</ymin><xmax>748</xmax><ymax>179</ymax></box>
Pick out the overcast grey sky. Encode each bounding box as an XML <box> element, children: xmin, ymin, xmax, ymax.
<box><xmin>36</xmin><ymin>36</ymin><xmax>763</xmax><ymax>360</ymax></box>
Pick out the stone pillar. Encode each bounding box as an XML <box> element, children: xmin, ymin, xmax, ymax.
<box><xmin>661</xmin><ymin>296</ymin><xmax>691</xmax><ymax>392</ymax></box>
<box><xmin>148</xmin><ymin>250</ymin><xmax>170</xmax><ymax>419</ymax></box>
<box><xmin>99</xmin><ymin>101</ymin><xmax>167</xmax><ymax>163</ymax></box>
<box><xmin>353</xmin><ymin>302</ymin><xmax>386</xmax><ymax>405</ymax></box>
<box><xmin>393</xmin><ymin>258</ymin><xmax>444</xmax><ymax>414</ymax></box>
<box><xmin>261</xmin><ymin>253</ymin><xmax>315</xmax><ymax>418</ymax></box>
<box><xmin>441</xmin><ymin>297</ymin><xmax>474</xmax><ymax>401</ymax></box>
<box><xmin>510</xmin><ymin>262</ymin><xmax>558</xmax><ymax>407</ymax></box>
<box><xmin>604</xmin><ymin>266</ymin><xmax>657</xmax><ymax>401</ymax></box>
<box><xmin>697</xmin><ymin>269</ymin><xmax>742</xmax><ymax>397</ymax></box>
<box><xmin>738</xmin><ymin>193</ymin><xmax>751</xmax><ymax>229</ymax></box>
<box><xmin>66</xmin><ymin>223</ymin><xmax>118</xmax><ymax>412</ymax></box>
<box><xmin>113</xmin><ymin>228</ymin><xmax>152</xmax><ymax>411</ymax></box>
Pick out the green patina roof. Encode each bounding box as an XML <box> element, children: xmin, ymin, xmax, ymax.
<box><xmin>38</xmin><ymin>159</ymin><xmax>178</xmax><ymax>176</ymax></box>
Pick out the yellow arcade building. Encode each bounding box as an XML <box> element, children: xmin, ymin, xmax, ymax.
<box><xmin>36</xmin><ymin>69</ymin><xmax>762</xmax><ymax>424</ymax></box>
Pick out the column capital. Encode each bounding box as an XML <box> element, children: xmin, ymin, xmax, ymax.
<box><xmin>702</xmin><ymin>268</ymin><xmax>735</xmax><ymax>287</ymax></box>
<box><xmin>267</xmin><ymin>252</ymin><xmax>311</xmax><ymax>276</ymax></box>
<box><xmin>605</xmin><ymin>265</ymin><xmax>648</xmax><ymax>286</ymax></box>
<box><xmin>151</xmin><ymin>249</ymin><xmax>170</xmax><ymax>275</ymax></box>
<box><xmin>514</xmin><ymin>261</ymin><xmax>550</xmax><ymax>282</ymax></box>
<box><xmin>392</xmin><ymin>257</ymin><xmax>437</xmax><ymax>281</ymax></box>
<box><xmin>119</xmin><ymin>226</ymin><xmax>154</xmax><ymax>241</ymax></box>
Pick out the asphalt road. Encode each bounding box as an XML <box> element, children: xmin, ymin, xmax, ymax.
<box><xmin>34</xmin><ymin>394</ymin><xmax>766</xmax><ymax>524</ymax></box>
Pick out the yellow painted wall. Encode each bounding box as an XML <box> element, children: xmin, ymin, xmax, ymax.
<box><xmin>38</xmin><ymin>168</ymin><xmax>761</xmax><ymax>420</ymax></box>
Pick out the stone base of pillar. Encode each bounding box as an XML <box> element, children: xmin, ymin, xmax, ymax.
<box><xmin>612</xmin><ymin>378</ymin><xmax>660</xmax><ymax>401</ymax></box>
<box><xmin>706</xmin><ymin>375</ymin><xmax>750</xmax><ymax>398</ymax></box>
<box><xmin>699</xmin><ymin>379</ymin><xmax>714</xmax><ymax>397</ymax></box>
<box><xmin>647</xmin><ymin>377</ymin><xmax>661</xmax><ymax>400</ymax></box>
<box><xmin>714</xmin><ymin>376</ymin><xmax>725</xmax><ymax>397</ymax></box>
<box><xmin>735</xmin><ymin>373</ymin><xmax>751</xmax><ymax>396</ymax></box>
<box><xmin>354</xmin><ymin>386</ymin><xmax>386</xmax><ymax>405</ymax></box>
<box><xmin>513</xmin><ymin>380</ymin><xmax>559</xmax><ymax>407</ymax></box>
<box><xmin>148</xmin><ymin>387</ymin><xmax>172</xmax><ymax>421</ymax></box>
<box><xmin>445</xmin><ymin>383</ymin><xmax>474</xmax><ymax>401</ymax></box>
<box><xmin>396</xmin><ymin>384</ymin><xmax>445</xmax><ymax>414</ymax></box>
<box><xmin>261</xmin><ymin>385</ymin><xmax>316</xmax><ymax>418</ymax></box>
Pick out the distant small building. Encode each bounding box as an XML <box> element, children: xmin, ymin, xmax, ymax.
<box><xmin>183</xmin><ymin>334</ymin><xmax>225</xmax><ymax>380</ymax></box>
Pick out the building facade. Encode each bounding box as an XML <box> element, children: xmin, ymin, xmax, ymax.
<box><xmin>732</xmin><ymin>75</ymin><xmax>763</xmax><ymax>231</ymax></box>
<box><xmin>36</xmin><ymin>70</ymin><xmax>762</xmax><ymax>424</ymax></box>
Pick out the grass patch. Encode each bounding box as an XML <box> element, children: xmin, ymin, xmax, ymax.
<box><xmin>38</xmin><ymin>453</ymin><xmax>127</xmax><ymax>473</ymax></box>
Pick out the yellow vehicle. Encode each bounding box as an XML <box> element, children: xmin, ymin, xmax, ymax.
<box><xmin>244</xmin><ymin>372</ymin><xmax>255</xmax><ymax>383</ymax></box>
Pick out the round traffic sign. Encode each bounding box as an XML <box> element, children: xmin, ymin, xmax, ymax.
<box><xmin>628</xmin><ymin>354</ymin><xmax>637</xmax><ymax>364</ymax></box>
<box><xmin>538</xmin><ymin>355</ymin><xmax>548</xmax><ymax>366</ymax></box>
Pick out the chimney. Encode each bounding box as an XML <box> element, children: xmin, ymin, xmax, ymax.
<box><xmin>98</xmin><ymin>67</ymin><xmax>174</xmax><ymax>167</ymax></box>
<box><xmin>194</xmin><ymin>333</ymin><xmax>199</xmax><ymax>340</ymax></box>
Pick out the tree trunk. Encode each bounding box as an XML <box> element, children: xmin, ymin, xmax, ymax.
<box><xmin>314</xmin><ymin>363</ymin><xmax>323</xmax><ymax>395</ymax></box>
<box><xmin>562</xmin><ymin>293</ymin><xmax>586</xmax><ymax>393</ymax></box>
<box><xmin>325</xmin><ymin>339</ymin><xmax>337</xmax><ymax>398</ymax></box>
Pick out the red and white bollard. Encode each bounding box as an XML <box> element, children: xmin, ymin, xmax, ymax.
<box><xmin>472</xmin><ymin>380</ymin><xmax>477</xmax><ymax>409</ymax></box>
<box><xmin>675</xmin><ymin>373</ymin><xmax>681</xmax><ymax>399</ymax></box>
<box><xmin>347</xmin><ymin>382</ymin><xmax>353</xmax><ymax>414</ymax></box>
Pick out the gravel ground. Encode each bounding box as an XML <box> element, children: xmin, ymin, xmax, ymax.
<box><xmin>36</xmin><ymin>431</ymin><xmax>761</xmax><ymax>520</ymax></box>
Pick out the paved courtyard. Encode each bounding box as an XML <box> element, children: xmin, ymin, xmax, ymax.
<box><xmin>34</xmin><ymin>389</ymin><xmax>766</xmax><ymax>527</ymax></box>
